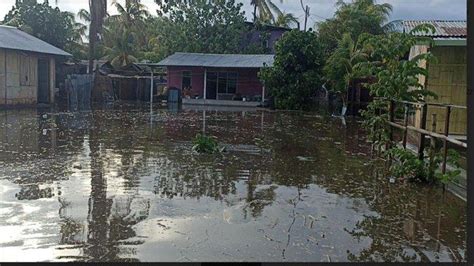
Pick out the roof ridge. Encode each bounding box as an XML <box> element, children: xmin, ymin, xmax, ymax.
<box><xmin>0</xmin><ymin>25</ymin><xmax>18</xmax><ymax>29</ymax></box>
<box><xmin>402</xmin><ymin>19</ymin><xmax>466</xmax><ymax>22</ymax></box>
<box><xmin>174</xmin><ymin>52</ymin><xmax>274</xmax><ymax>56</ymax></box>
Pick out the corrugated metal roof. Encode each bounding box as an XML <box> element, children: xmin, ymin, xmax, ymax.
<box><xmin>157</xmin><ymin>52</ymin><xmax>274</xmax><ymax>68</ymax></box>
<box><xmin>0</xmin><ymin>25</ymin><xmax>71</xmax><ymax>56</ymax></box>
<box><xmin>390</xmin><ymin>20</ymin><xmax>466</xmax><ymax>38</ymax></box>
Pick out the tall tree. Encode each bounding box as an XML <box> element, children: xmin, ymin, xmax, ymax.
<box><xmin>109</xmin><ymin>0</ymin><xmax>149</xmax><ymax>30</ymax></box>
<box><xmin>154</xmin><ymin>0</ymin><xmax>247</xmax><ymax>59</ymax></box>
<box><xmin>87</xmin><ymin>0</ymin><xmax>107</xmax><ymax>73</ymax></box>
<box><xmin>259</xmin><ymin>30</ymin><xmax>324</xmax><ymax>110</ymax></box>
<box><xmin>317</xmin><ymin>0</ymin><xmax>392</xmax><ymax>56</ymax></box>
<box><xmin>323</xmin><ymin>33</ymin><xmax>367</xmax><ymax>113</ymax></box>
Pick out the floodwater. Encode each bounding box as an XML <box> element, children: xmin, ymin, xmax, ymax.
<box><xmin>0</xmin><ymin>103</ymin><xmax>466</xmax><ymax>262</ymax></box>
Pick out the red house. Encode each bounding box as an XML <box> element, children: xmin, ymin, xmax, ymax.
<box><xmin>157</xmin><ymin>53</ymin><xmax>274</xmax><ymax>106</ymax></box>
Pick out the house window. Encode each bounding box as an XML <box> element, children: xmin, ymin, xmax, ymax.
<box><xmin>20</xmin><ymin>54</ymin><xmax>35</xmax><ymax>86</ymax></box>
<box><xmin>182</xmin><ymin>71</ymin><xmax>192</xmax><ymax>89</ymax></box>
<box><xmin>217</xmin><ymin>72</ymin><xmax>237</xmax><ymax>94</ymax></box>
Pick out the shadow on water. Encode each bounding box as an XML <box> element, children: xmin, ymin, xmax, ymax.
<box><xmin>0</xmin><ymin>102</ymin><xmax>466</xmax><ymax>262</ymax></box>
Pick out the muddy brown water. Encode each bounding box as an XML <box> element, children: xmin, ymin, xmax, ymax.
<box><xmin>0</xmin><ymin>103</ymin><xmax>466</xmax><ymax>262</ymax></box>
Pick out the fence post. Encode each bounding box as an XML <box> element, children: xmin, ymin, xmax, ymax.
<box><xmin>402</xmin><ymin>104</ymin><xmax>409</xmax><ymax>149</ymax></box>
<box><xmin>388</xmin><ymin>100</ymin><xmax>395</xmax><ymax>149</ymax></box>
<box><xmin>428</xmin><ymin>114</ymin><xmax>437</xmax><ymax>180</ymax></box>
<box><xmin>418</xmin><ymin>103</ymin><xmax>428</xmax><ymax>161</ymax></box>
<box><xmin>442</xmin><ymin>106</ymin><xmax>452</xmax><ymax>174</ymax></box>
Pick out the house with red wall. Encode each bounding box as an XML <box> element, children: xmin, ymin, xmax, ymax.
<box><xmin>157</xmin><ymin>52</ymin><xmax>274</xmax><ymax>107</ymax></box>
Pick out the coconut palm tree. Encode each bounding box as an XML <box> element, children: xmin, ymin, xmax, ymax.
<box><xmin>274</xmin><ymin>12</ymin><xmax>299</xmax><ymax>28</ymax></box>
<box><xmin>250</xmin><ymin>0</ymin><xmax>284</xmax><ymax>24</ymax></box>
<box><xmin>109</xmin><ymin>0</ymin><xmax>149</xmax><ymax>30</ymax></box>
<box><xmin>102</xmin><ymin>28</ymin><xmax>138</xmax><ymax>68</ymax></box>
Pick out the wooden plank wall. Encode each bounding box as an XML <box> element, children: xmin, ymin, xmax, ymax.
<box><xmin>426</xmin><ymin>46</ymin><xmax>467</xmax><ymax>135</ymax></box>
<box><xmin>0</xmin><ymin>49</ymin><xmax>5</xmax><ymax>105</ymax></box>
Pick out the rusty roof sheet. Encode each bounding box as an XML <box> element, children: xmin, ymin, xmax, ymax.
<box><xmin>393</xmin><ymin>20</ymin><xmax>466</xmax><ymax>38</ymax></box>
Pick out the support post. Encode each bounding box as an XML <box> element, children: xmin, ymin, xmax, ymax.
<box><xmin>388</xmin><ymin>100</ymin><xmax>395</xmax><ymax>150</ymax></box>
<box><xmin>150</xmin><ymin>71</ymin><xmax>154</xmax><ymax>105</ymax></box>
<box><xmin>262</xmin><ymin>86</ymin><xmax>265</xmax><ymax>104</ymax></box>
<box><xmin>428</xmin><ymin>114</ymin><xmax>437</xmax><ymax>180</ymax></box>
<box><xmin>418</xmin><ymin>103</ymin><xmax>428</xmax><ymax>161</ymax></box>
<box><xmin>203</xmin><ymin>68</ymin><xmax>207</xmax><ymax>100</ymax></box>
<box><xmin>442</xmin><ymin>106</ymin><xmax>451</xmax><ymax>174</ymax></box>
<box><xmin>402</xmin><ymin>104</ymin><xmax>409</xmax><ymax>149</ymax></box>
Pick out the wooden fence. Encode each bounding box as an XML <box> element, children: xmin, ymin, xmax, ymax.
<box><xmin>387</xmin><ymin>99</ymin><xmax>467</xmax><ymax>175</ymax></box>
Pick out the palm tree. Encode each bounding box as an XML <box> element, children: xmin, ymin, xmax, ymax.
<box><xmin>57</xmin><ymin>0</ymin><xmax>108</xmax><ymax>72</ymax></box>
<box><xmin>274</xmin><ymin>12</ymin><xmax>299</xmax><ymax>28</ymax></box>
<box><xmin>87</xmin><ymin>0</ymin><xmax>108</xmax><ymax>73</ymax></box>
<box><xmin>109</xmin><ymin>0</ymin><xmax>149</xmax><ymax>29</ymax></box>
<box><xmin>324</xmin><ymin>33</ymin><xmax>368</xmax><ymax>115</ymax></box>
<box><xmin>250</xmin><ymin>0</ymin><xmax>284</xmax><ymax>24</ymax></box>
<box><xmin>102</xmin><ymin>28</ymin><xmax>138</xmax><ymax>68</ymax></box>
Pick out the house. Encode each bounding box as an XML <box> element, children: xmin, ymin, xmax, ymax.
<box><xmin>157</xmin><ymin>52</ymin><xmax>274</xmax><ymax>107</ymax></box>
<box><xmin>397</xmin><ymin>20</ymin><xmax>467</xmax><ymax>136</ymax></box>
<box><xmin>242</xmin><ymin>22</ymin><xmax>291</xmax><ymax>53</ymax></box>
<box><xmin>0</xmin><ymin>25</ymin><xmax>71</xmax><ymax>106</ymax></box>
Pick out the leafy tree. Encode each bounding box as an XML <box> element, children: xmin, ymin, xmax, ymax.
<box><xmin>323</xmin><ymin>33</ymin><xmax>367</xmax><ymax>113</ymax></box>
<box><xmin>354</xmin><ymin>24</ymin><xmax>437</xmax><ymax>152</ymax></box>
<box><xmin>259</xmin><ymin>30</ymin><xmax>324</xmax><ymax>110</ymax></box>
<box><xmin>2</xmin><ymin>0</ymin><xmax>85</xmax><ymax>58</ymax></box>
<box><xmin>316</xmin><ymin>0</ymin><xmax>392</xmax><ymax>57</ymax></box>
<box><xmin>153</xmin><ymin>0</ymin><xmax>247</xmax><ymax>59</ymax></box>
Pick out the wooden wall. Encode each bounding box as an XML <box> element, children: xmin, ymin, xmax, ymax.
<box><xmin>0</xmin><ymin>49</ymin><xmax>5</xmax><ymax>105</ymax></box>
<box><xmin>425</xmin><ymin>46</ymin><xmax>467</xmax><ymax>135</ymax></box>
<box><xmin>0</xmin><ymin>49</ymin><xmax>56</xmax><ymax>106</ymax></box>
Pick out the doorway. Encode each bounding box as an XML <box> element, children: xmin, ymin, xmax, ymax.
<box><xmin>206</xmin><ymin>72</ymin><xmax>217</xmax><ymax>100</ymax></box>
<box><xmin>37</xmin><ymin>59</ymin><xmax>50</xmax><ymax>104</ymax></box>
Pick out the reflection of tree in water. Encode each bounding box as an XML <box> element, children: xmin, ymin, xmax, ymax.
<box><xmin>57</xmin><ymin>112</ymin><xmax>152</xmax><ymax>262</ymax></box>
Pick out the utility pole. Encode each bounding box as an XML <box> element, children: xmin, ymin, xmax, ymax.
<box><xmin>300</xmin><ymin>0</ymin><xmax>310</xmax><ymax>31</ymax></box>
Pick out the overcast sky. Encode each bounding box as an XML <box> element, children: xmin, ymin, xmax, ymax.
<box><xmin>0</xmin><ymin>0</ymin><xmax>467</xmax><ymax>27</ymax></box>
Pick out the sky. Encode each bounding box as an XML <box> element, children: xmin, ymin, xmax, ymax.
<box><xmin>0</xmin><ymin>0</ymin><xmax>467</xmax><ymax>27</ymax></box>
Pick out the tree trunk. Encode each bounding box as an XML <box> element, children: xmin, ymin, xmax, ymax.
<box><xmin>253</xmin><ymin>4</ymin><xmax>258</xmax><ymax>23</ymax></box>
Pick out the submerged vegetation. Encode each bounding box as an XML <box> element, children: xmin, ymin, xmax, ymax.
<box><xmin>192</xmin><ymin>134</ymin><xmax>224</xmax><ymax>154</ymax></box>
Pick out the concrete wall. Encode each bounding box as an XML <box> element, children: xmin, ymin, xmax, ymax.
<box><xmin>0</xmin><ymin>48</ymin><xmax>56</xmax><ymax>106</ymax></box>
<box><xmin>167</xmin><ymin>66</ymin><xmax>264</xmax><ymax>99</ymax></box>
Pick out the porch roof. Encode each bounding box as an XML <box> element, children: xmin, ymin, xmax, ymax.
<box><xmin>157</xmin><ymin>52</ymin><xmax>274</xmax><ymax>68</ymax></box>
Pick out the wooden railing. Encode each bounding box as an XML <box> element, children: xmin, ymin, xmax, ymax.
<box><xmin>387</xmin><ymin>99</ymin><xmax>467</xmax><ymax>175</ymax></box>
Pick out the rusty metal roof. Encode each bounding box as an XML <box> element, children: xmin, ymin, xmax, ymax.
<box><xmin>391</xmin><ymin>20</ymin><xmax>466</xmax><ymax>38</ymax></box>
<box><xmin>0</xmin><ymin>25</ymin><xmax>71</xmax><ymax>56</ymax></box>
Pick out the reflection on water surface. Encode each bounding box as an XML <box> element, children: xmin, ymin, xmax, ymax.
<box><xmin>0</xmin><ymin>104</ymin><xmax>466</xmax><ymax>262</ymax></box>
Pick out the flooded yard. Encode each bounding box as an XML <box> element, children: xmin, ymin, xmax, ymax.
<box><xmin>0</xmin><ymin>104</ymin><xmax>466</xmax><ymax>262</ymax></box>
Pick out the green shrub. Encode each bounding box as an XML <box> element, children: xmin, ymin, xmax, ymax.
<box><xmin>192</xmin><ymin>134</ymin><xmax>222</xmax><ymax>154</ymax></box>
<box><xmin>388</xmin><ymin>147</ymin><xmax>462</xmax><ymax>185</ymax></box>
